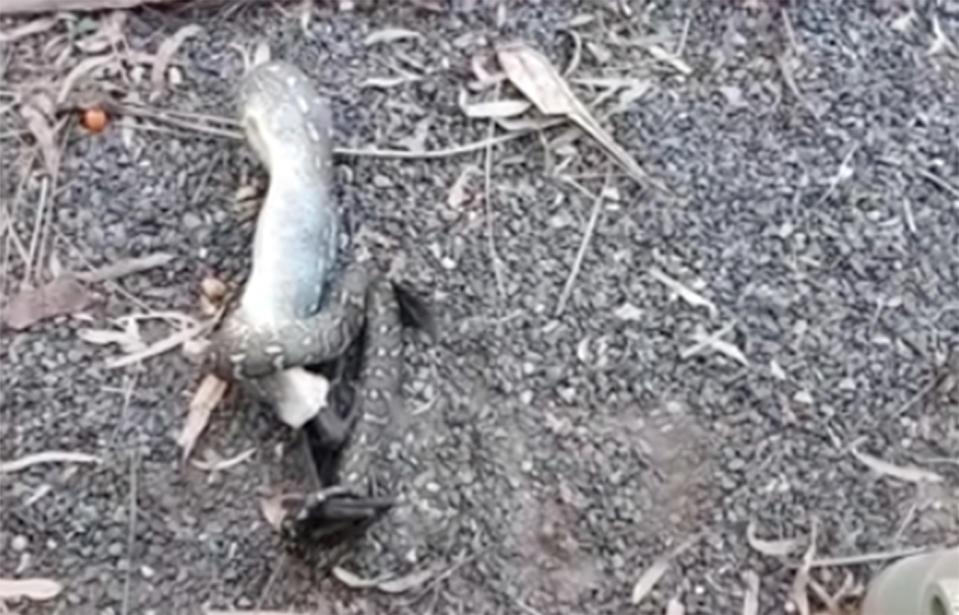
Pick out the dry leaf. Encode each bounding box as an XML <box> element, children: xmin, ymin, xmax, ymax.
<box><xmin>0</xmin><ymin>577</ymin><xmax>63</xmax><ymax>601</ymax></box>
<box><xmin>0</xmin><ymin>16</ymin><xmax>57</xmax><ymax>43</ymax></box>
<box><xmin>789</xmin><ymin>521</ymin><xmax>818</xmax><ymax>615</ymax></box>
<box><xmin>630</xmin><ymin>556</ymin><xmax>671</xmax><ymax>605</ymax></box>
<box><xmin>851</xmin><ymin>445</ymin><xmax>943</xmax><ymax>483</ymax></box>
<box><xmin>0</xmin><ymin>450</ymin><xmax>101</xmax><ymax>474</ymax></box>
<box><xmin>364</xmin><ymin>27</ymin><xmax>422</xmax><ymax>45</ymax></box>
<box><xmin>106</xmin><ymin>316</ymin><xmax>216</xmax><ymax>368</ymax></box>
<box><xmin>361</xmin><ymin>75</ymin><xmax>420</xmax><ymax>89</ymax></box>
<box><xmin>76</xmin><ymin>252</ymin><xmax>174</xmax><ymax>283</ymax></box>
<box><xmin>206</xmin><ymin>611</ymin><xmax>311</xmax><ymax>615</ymax></box>
<box><xmin>458</xmin><ymin>91</ymin><xmax>531</xmax><ymax>119</ymax></box>
<box><xmin>447</xmin><ymin>165</ymin><xmax>479</xmax><ymax>208</ymax></box>
<box><xmin>746</xmin><ymin>521</ymin><xmax>800</xmax><ymax>557</ymax></box>
<box><xmin>75</xmin><ymin>11</ymin><xmax>126</xmax><ymax>54</ymax></box>
<box><xmin>665</xmin><ymin>595</ymin><xmax>685</xmax><ymax>615</ymax></box>
<box><xmin>259</xmin><ymin>493</ymin><xmax>299</xmax><ymax>531</ymax></box>
<box><xmin>742</xmin><ymin>571</ymin><xmax>760</xmax><ymax>615</ymax></box>
<box><xmin>495</xmin><ymin>40</ymin><xmax>665</xmax><ymax>191</ymax></box>
<box><xmin>613</xmin><ymin>302</ymin><xmax>643</xmax><ymax>321</ymax></box>
<box><xmin>77</xmin><ymin>326</ymin><xmax>146</xmax><ymax>354</ymax></box>
<box><xmin>630</xmin><ymin>535</ymin><xmax>698</xmax><ymax>605</ymax></box>
<box><xmin>57</xmin><ymin>54</ymin><xmax>116</xmax><ymax>104</ymax></box>
<box><xmin>190</xmin><ymin>448</ymin><xmax>255</xmax><ymax>472</ymax></box>
<box><xmin>332</xmin><ymin>564</ymin><xmax>440</xmax><ymax>594</ymax></box>
<box><xmin>150</xmin><ymin>24</ymin><xmax>203</xmax><ymax>100</ymax></box>
<box><xmin>376</xmin><ymin>564</ymin><xmax>441</xmax><ymax>594</ymax></box>
<box><xmin>2</xmin><ymin>275</ymin><xmax>95</xmax><ymax>330</ymax></box>
<box><xmin>645</xmin><ymin>45</ymin><xmax>693</xmax><ymax>75</ymax></box>
<box><xmin>332</xmin><ymin>566</ymin><xmax>381</xmax><ymax>589</ymax></box>
<box><xmin>648</xmin><ymin>268</ymin><xmax>717</xmax><ymax>317</ymax></box>
<box><xmin>177</xmin><ymin>374</ymin><xmax>227</xmax><ymax>460</ymax></box>
<box><xmin>19</xmin><ymin>97</ymin><xmax>60</xmax><ymax>177</ymax></box>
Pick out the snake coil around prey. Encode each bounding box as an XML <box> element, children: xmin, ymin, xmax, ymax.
<box><xmin>204</xmin><ymin>60</ymin><xmax>432</xmax><ymax>543</ymax></box>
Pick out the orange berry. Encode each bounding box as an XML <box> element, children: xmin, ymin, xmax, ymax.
<box><xmin>81</xmin><ymin>107</ymin><xmax>107</xmax><ymax>133</ymax></box>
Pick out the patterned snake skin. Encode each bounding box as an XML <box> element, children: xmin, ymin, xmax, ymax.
<box><xmin>205</xmin><ymin>60</ymin><xmax>412</xmax><ymax>441</ymax></box>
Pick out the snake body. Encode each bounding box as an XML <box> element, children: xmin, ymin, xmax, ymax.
<box><xmin>207</xmin><ymin>60</ymin><xmax>409</xmax><ymax>441</ymax></box>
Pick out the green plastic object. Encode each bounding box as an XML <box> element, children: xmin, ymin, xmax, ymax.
<box><xmin>861</xmin><ymin>548</ymin><xmax>959</xmax><ymax>615</ymax></box>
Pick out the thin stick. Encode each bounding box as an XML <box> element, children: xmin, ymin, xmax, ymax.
<box><xmin>75</xmin><ymin>252</ymin><xmax>174</xmax><ymax>283</ymax></box>
<box><xmin>916</xmin><ymin>168</ymin><xmax>959</xmax><ymax>198</ymax></box>
<box><xmin>106</xmin><ymin>315</ymin><xmax>219</xmax><ymax>369</ymax></box>
<box><xmin>555</xmin><ymin>171</ymin><xmax>610</xmax><ymax>316</ymax></box>
<box><xmin>120</xmin><ymin>445</ymin><xmax>139</xmax><ymax>615</ymax></box>
<box><xmin>22</xmin><ymin>175</ymin><xmax>48</xmax><ymax>286</ymax></box>
<box><xmin>806</xmin><ymin>545</ymin><xmax>942</xmax><ymax>569</ymax></box>
<box><xmin>336</xmin><ymin>128</ymin><xmax>542</xmax><ymax>160</ymax></box>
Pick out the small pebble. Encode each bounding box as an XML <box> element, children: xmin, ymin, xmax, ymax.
<box><xmin>11</xmin><ymin>535</ymin><xmax>28</xmax><ymax>551</ymax></box>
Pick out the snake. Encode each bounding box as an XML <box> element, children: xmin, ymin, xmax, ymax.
<box><xmin>204</xmin><ymin>60</ymin><xmax>431</xmax><ymax>540</ymax></box>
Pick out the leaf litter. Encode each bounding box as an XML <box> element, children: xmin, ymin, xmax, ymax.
<box><xmin>746</xmin><ymin>520</ymin><xmax>800</xmax><ymax>557</ymax></box>
<box><xmin>0</xmin><ymin>578</ymin><xmax>63</xmax><ymax>601</ymax></box>
<box><xmin>495</xmin><ymin>40</ymin><xmax>669</xmax><ymax>193</ymax></box>
<box><xmin>630</xmin><ymin>533</ymin><xmax>700</xmax><ymax>605</ymax></box>
<box><xmin>2</xmin><ymin>274</ymin><xmax>96</xmax><ymax>330</ymax></box>
<box><xmin>850</xmin><ymin>441</ymin><xmax>944</xmax><ymax>484</ymax></box>
<box><xmin>177</xmin><ymin>373</ymin><xmax>228</xmax><ymax>461</ymax></box>
<box><xmin>150</xmin><ymin>24</ymin><xmax>203</xmax><ymax>101</ymax></box>
<box><xmin>332</xmin><ymin>561</ymin><xmax>445</xmax><ymax>594</ymax></box>
<box><xmin>0</xmin><ymin>450</ymin><xmax>101</xmax><ymax>474</ymax></box>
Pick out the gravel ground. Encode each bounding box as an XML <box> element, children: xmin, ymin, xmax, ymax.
<box><xmin>2</xmin><ymin>1</ymin><xmax>958</xmax><ymax>614</ymax></box>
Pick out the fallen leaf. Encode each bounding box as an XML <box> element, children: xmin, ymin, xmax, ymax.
<box><xmin>0</xmin><ymin>450</ymin><xmax>101</xmax><ymax>474</ymax></box>
<box><xmin>2</xmin><ymin>275</ymin><xmax>95</xmax><ymax>330</ymax></box>
<box><xmin>74</xmin><ymin>11</ymin><xmax>126</xmax><ymax>54</ymax></box>
<box><xmin>77</xmin><ymin>322</ymin><xmax>145</xmax><ymax>354</ymax></box>
<box><xmin>190</xmin><ymin>448</ymin><xmax>255</xmax><ymax>472</ymax></box>
<box><xmin>789</xmin><ymin>520</ymin><xmax>818</xmax><ymax>615</ymax></box>
<box><xmin>206</xmin><ymin>611</ymin><xmax>311</xmax><ymax>615</ymax></box>
<box><xmin>150</xmin><ymin>24</ymin><xmax>203</xmax><ymax>100</ymax></box>
<box><xmin>458</xmin><ymin>92</ymin><xmax>531</xmax><ymax>119</ymax></box>
<box><xmin>259</xmin><ymin>493</ymin><xmax>300</xmax><ymax>531</ymax></box>
<box><xmin>361</xmin><ymin>75</ymin><xmax>421</xmax><ymax>89</ymax></box>
<box><xmin>75</xmin><ymin>252</ymin><xmax>174</xmax><ymax>283</ymax></box>
<box><xmin>746</xmin><ymin>521</ymin><xmax>800</xmax><ymax>557</ymax></box>
<box><xmin>630</xmin><ymin>535</ymin><xmax>699</xmax><ymax>605</ymax></box>
<box><xmin>630</xmin><ymin>557</ymin><xmax>670</xmax><ymax>605</ymax></box>
<box><xmin>376</xmin><ymin>564</ymin><xmax>442</xmax><ymax>594</ymax></box>
<box><xmin>332</xmin><ymin>566</ymin><xmax>380</xmax><ymax>589</ymax></box>
<box><xmin>648</xmin><ymin>268</ymin><xmax>718</xmax><ymax>317</ymax></box>
<box><xmin>645</xmin><ymin>44</ymin><xmax>693</xmax><ymax>75</ymax></box>
<box><xmin>106</xmin><ymin>315</ymin><xmax>217</xmax><ymax>369</ymax></box>
<box><xmin>742</xmin><ymin>571</ymin><xmax>760</xmax><ymax>615</ymax></box>
<box><xmin>851</xmin><ymin>445</ymin><xmax>944</xmax><ymax>484</ymax></box>
<box><xmin>332</xmin><ymin>564</ymin><xmax>441</xmax><ymax>594</ymax></box>
<box><xmin>665</xmin><ymin>595</ymin><xmax>685</xmax><ymax>615</ymax></box>
<box><xmin>613</xmin><ymin>302</ymin><xmax>643</xmax><ymax>321</ymax></box>
<box><xmin>495</xmin><ymin>40</ymin><xmax>666</xmax><ymax>191</ymax></box>
<box><xmin>19</xmin><ymin>96</ymin><xmax>60</xmax><ymax>177</ymax></box>
<box><xmin>177</xmin><ymin>374</ymin><xmax>227</xmax><ymax>460</ymax></box>
<box><xmin>447</xmin><ymin>164</ymin><xmax>479</xmax><ymax>208</ymax></box>
<box><xmin>364</xmin><ymin>27</ymin><xmax>422</xmax><ymax>45</ymax></box>
<box><xmin>0</xmin><ymin>16</ymin><xmax>57</xmax><ymax>43</ymax></box>
<box><xmin>0</xmin><ymin>577</ymin><xmax>63</xmax><ymax>601</ymax></box>
<box><xmin>57</xmin><ymin>54</ymin><xmax>116</xmax><ymax>105</ymax></box>
<box><xmin>253</xmin><ymin>41</ymin><xmax>271</xmax><ymax>67</ymax></box>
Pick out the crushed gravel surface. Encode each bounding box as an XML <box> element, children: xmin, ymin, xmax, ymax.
<box><xmin>2</xmin><ymin>1</ymin><xmax>958</xmax><ymax>613</ymax></box>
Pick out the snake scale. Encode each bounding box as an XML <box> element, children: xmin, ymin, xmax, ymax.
<box><xmin>204</xmin><ymin>60</ymin><xmax>431</xmax><ymax>540</ymax></box>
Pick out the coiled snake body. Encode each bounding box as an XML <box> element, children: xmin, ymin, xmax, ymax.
<box><xmin>205</xmin><ymin>61</ymin><xmax>430</xmax><ymax>541</ymax></box>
